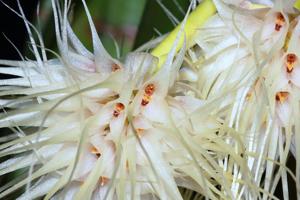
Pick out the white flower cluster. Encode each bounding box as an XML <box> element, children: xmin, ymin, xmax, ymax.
<box><xmin>0</xmin><ymin>0</ymin><xmax>299</xmax><ymax>199</ymax></box>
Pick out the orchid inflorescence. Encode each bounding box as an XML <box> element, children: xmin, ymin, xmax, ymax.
<box><xmin>0</xmin><ymin>0</ymin><xmax>299</xmax><ymax>199</ymax></box>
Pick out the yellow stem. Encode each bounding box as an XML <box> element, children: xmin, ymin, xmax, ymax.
<box><xmin>151</xmin><ymin>0</ymin><xmax>216</xmax><ymax>70</ymax></box>
<box><xmin>248</xmin><ymin>3</ymin><xmax>268</xmax><ymax>9</ymax></box>
<box><xmin>295</xmin><ymin>0</ymin><xmax>300</xmax><ymax>11</ymax></box>
<box><xmin>150</xmin><ymin>0</ymin><xmax>270</xmax><ymax>71</ymax></box>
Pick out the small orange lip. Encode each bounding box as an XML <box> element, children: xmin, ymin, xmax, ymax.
<box><xmin>144</xmin><ymin>83</ymin><xmax>155</xmax><ymax>96</ymax></box>
<box><xmin>141</xmin><ymin>95</ymin><xmax>151</xmax><ymax>106</ymax></box>
<box><xmin>113</xmin><ymin>103</ymin><xmax>125</xmax><ymax>117</ymax></box>
<box><xmin>136</xmin><ymin>128</ymin><xmax>145</xmax><ymax>137</ymax></box>
<box><xmin>275</xmin><ymin>13</ymin><xmax>285</xmax><ymax>31</ymax></box>
<box><xmin>141</xmin><ymin>83</ymin><xmax>155</xmax><ymax>106</ymax></box>
<box><xmin>275</xmin><ymin>91</ymin><xmax>289</xmax><ymax>103</ymax></box>
<box><xmin>90</xmin><ymin>146</ymin><xmax>101</xmax><ymax>158</ymax></box>
<box><xmin>112</xmin><ymin>63</ymin><xmax>121</xmax><ymax>72</ymax></box>
<box><xmin>100</xmin><ymin>176</ymin><xmax>109</xmax><ymax>186</ymax></box>
<box><xmin>285</xmin><ymin>53</ymin><xmax>297</xmax><ymax>73</ymax></box>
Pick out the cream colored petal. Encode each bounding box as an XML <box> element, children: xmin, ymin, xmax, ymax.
<box><xmin>290</xmin><ymin>67</ymin><xmax>300</xmax><ymax>88</ymax></box>
<box><xmin>276</xmin><ymin>101</ymin><xmax>291</xmax><ymax>126</ymax></box>
<box><xmin>141</xmin><ymin>96</ymin><xmax>169</xmax><ymax>124</ymax></box>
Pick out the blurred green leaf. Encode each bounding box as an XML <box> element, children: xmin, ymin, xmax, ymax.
<box><xmin>35</xmin><ymin>0</ymin><xmax>147</xmax><ymax>58</ymax></box>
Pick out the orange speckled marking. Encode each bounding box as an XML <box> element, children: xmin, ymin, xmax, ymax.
<box><xmin>126</xmin><ymin>160</ymin><xmax>129</xmax><ymax>169</ymax></box>
<box><xmin>285</xmin><ymin>53</ymin><xmax>297</xmax><ymax>73</ymax></box>
<box><xmin>112</xmin><ymin>63</ymin><xmax>121</xmax><ymax>72</ymax></box>
<box><xmin>275</xmin><ymin>13</ymin><xmax>285</xmax><ymax>31</ymax></box>
<box><xmin>113</xmin><ymin>103</ymin><xmax>125</xmax><ymax>117</ymax></box>
<box><xmin>275</xmin><ymin>91</ymin><xmax>289</xmax><ymax>103</ymax></box>
<box><xmin>141</xmin><ymin>83</ymin><xmax>155</xmax><ymax>106</ymax></box>
<box><xmin>145</xmin><ymin>83</ymin><xmax>155</xmax><ymax>96</ymax></box>
<box><xmin>246</xmin><ymin>92</ymin><xmax>252</xmax><ymax>101</ymax></box>
<box><xmin>141</xmin><ymin>94</ymin><xmax>151</xmax><ymax>106</ymax></box>
<box><xmin>90</xmin><ymin>146</ymin><xmax>101</xmax><ymax>158</ymax></box>
<box><xmin>100</xmin><ymin>176</ymin><xmax>109</xmax><ymax>186</ymax></box>
<box><xmin>136</xmin><ymin>128</ymin><xmax>144</xmax><ymax>135</ymax></box>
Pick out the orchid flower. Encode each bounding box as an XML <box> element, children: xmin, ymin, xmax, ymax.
<box><xmin>179</xmin><ymin>0</ymin><xmax>300</xmax><ymax>199</ymax></box>
<box><xmin>0</xmin><ymin>0</ymin><xmax>300</xmax><ymax>199</ymax></box>
<box><xmin>0</xmin><ymin>0</ymin><xmax>229</xmax><ymax>199</ymax></box>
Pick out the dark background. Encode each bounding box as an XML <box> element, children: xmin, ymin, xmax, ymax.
<box><xmin>0</xmin><ymin>0</ymin><xmax>189</xmax><ymax>60</ymax></box>
<box><xmin>0</xmin><ymin>0</ymin><xmax>38</xmax><ymax>60</ymax></box>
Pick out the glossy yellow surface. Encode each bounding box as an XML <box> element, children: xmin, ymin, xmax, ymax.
<box><xmin>151</xmin><ymin>0</ymin><xmax>216</xmax><ymax>70</ymax></box>
<box><xmin>295</xmin><ymin>0</ymin><xmax>300</xmax><ymax>11</ymax></box>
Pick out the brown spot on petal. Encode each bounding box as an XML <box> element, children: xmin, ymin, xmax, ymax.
<box><xmin>136</xmin><ymin>128</ymin><xmax>144</xmax><ymax>134</ymax></box>
<box><xmin>144</xmin><ymin>83</ymin><xmax>155</xmax><ymax>96</ymax></box>
<box><xmin>246</xmin><ymin>78</ymin><xmax>261</xmax><ymax>101</ymax></box>
<box><xmin>246</xmin><ymin>92</ymin><xmax>252</xmax><ymax>101</ymax></box>
<box><xmin>141</xmin><ymin>95</ymin><xmax>151</xmax><ymax>106</ymax></box>
<box><xmin>113</xmin><ymin>103</ymin><xmax>125</xmax><ymax>117</ymax></box>
<box><xmin>90</xmin><ymin>146</ymin><xmax>101</xmax><ymax>158</ymax></box>
<box><xmin>98</xmin><ymin>94</ymin><xmax>119</xmax><ymax>104</ymax></box>
<box><xmin>285</xmin><ymin>53</ymin><xmax>297</xmax><ymax>73</ymax></box>
<box><xmin>126</xmin><ymin>160</ymin><xmax>129</xmax><ymax>169</ymax></box>
<box><xmin>141</xmin><ymin>83</ymin><xmax>155</xmax><ymax>106</ymax></box>
<box><xmin>112</xmin><ymin>63</ymin><xmax>121</xmax><ymax>72</ymax></box>
<box><xmin>275</xmin><ymin>91</ymin><xmax>289</xmax><ymax>103</ymax></box>
<box><xmin>100</xmin><ymin>176</ymin><xmax>109</xmax><ymax>186</ymax></box>
<box><xmin>104</xmin><ymin>125</ymin><xmax>110</xmax><ymax>132</ymax></box>
<box><xmin>275</xmin><ymin>13</ymin><xmax>285</xmax><ymax>31</ymax></box>
<box><xmin>132</xmin><ymin>90</ymin><xmax>138</xmax><ymax>96</ymax></box>
<box><xmin>133</xmin><ymin>128</ymin><xmax>145</xmax><ymax>137</ymax></box>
